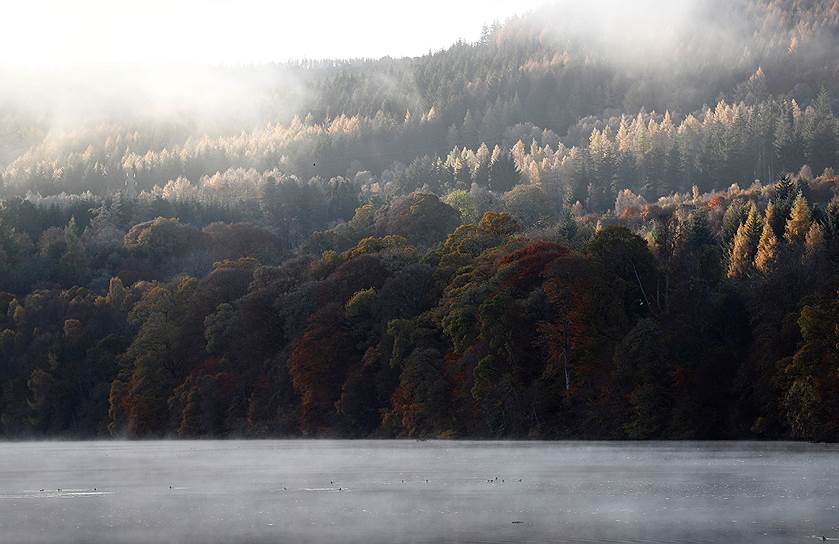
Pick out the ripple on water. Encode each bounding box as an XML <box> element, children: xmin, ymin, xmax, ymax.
<box><xmin>0</xmin><ymin>489</ymin><xmax>114</xmax><ymax>499</ymax></box>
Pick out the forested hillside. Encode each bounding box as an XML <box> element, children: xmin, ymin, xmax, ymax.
<box><xmin>0</xmin><ymin>0</ymin><xmax>838</xmax><ymax>440</ymax></box>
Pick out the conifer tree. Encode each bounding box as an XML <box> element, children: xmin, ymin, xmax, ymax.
<box><xmin>774</xmin><ymin>174</ymin><xmax>798</xmax><ymax>205</ymax></box>
<box><xmin>774</xmin><ymin>101</ymin><xmax>801</xmax><ymax>174</ymax></box>
<box><xmin>744</xmin><ymin>202</ymin><xmax>763</xmax><ymax>245</ymax></box>
<box><xmin>682</xmin><ymin>210</ymin><xmax>714</xmax><ymax>254</ymax></box>
<box><xmin>727</xmin><ymin>204</ymin><xmax>761</xmax><ymax>279</ymax></box>
<box><xmin>784</xmin><ymin>193</ymin><xmax>812</xmax><ymax>245</ymax></box>
<box><xmin>487</xmin><ymin>147</ymin><xmax>519</xmax><ymax>193</ymax></box>
<box><xmin>763</xmin><ymin>199</ymin><xmax>779</xmax><ymax>239</ymax></box>
<box><xmin>754</xmin><ymin>212</ymin><xmax>779</xmax><ymax>275</ymax></box>
<box><xmin>804</xmin><ymin>86</ymin><xmax>837</xmax><ymax>174</ymax></box>
<box><xmin>60</xmin><ymin>216</ymin><xmax>88</xmax><ymax>284</ymax></box>
<box><xmin>804</xmin><ymin>222</ymin><xmax>825</xmax><ymax>259</ymax></box>
<box><xmin>617</xmin><ymin>115</ymin><xmax>631</xmax><ymax>153</ymax></box>
<box><xmin>728</xmin><ymin>223</ymin><xmax>752</xmax><ymax>279</ymax></box>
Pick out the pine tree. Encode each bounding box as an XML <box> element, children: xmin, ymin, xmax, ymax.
<box><xmin>784</xmin><ymin>192</ymin><xmax>812</xmax><ymax>245</ymax></box>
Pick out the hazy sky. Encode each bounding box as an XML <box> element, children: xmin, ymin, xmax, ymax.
<box><xmin>1</xmin><ymin>0</ymin><xmax>548</xmax><ymax>68</ymax></box>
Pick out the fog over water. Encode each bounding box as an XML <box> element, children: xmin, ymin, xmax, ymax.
<box><xmin>0</xmin><ymin>441</ymin><xmax>837</xmax><ymax>543</ymax></box>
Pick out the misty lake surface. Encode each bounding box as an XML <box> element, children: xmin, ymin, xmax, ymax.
<box><xmin>0</xmin><ymin>441</ymin><xmax>837</xmax><ymax>543</ymax></box>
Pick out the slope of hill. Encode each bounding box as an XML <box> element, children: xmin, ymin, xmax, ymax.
<box><xmin>0</xmin><ymin>0</ymin><xmax>837</xmax><ymax>441</ymax></box>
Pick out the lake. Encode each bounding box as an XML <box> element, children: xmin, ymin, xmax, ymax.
<box><xmin>0</xmin><ymin>440</ymin><xmax>836</xmax><ymax>543</ymax></box>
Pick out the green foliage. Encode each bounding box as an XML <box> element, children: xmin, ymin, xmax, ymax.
<box><xmin>373</xmin><ymin>193</ymin><xmax>461</xmax><ymax>248</ymax></box>
<box><xmin>1</xmin><ymin>2</ymin><xmax>839</xmax><ymax>440</ymax></box>
<box><xmin>0</xmin><ymin>180</ymin><xmax>836</xmax><ymax>440</ymax></box>
<box><xmin>780</xmin><ymin>292</ymin><xmax>839</xmax><ymax>441</ymax></box>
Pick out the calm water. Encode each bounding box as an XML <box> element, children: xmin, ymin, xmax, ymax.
<box><xmin>0</xmin><ymin>440</ymin><xmax>836</xmax><ymax>543</ymax></box>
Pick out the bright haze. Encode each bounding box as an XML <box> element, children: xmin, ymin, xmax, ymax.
<box><xmin>1</xmin><ymin>0</ymin><xmax>548</xmax><ymax>67</ymax></box>
<box><xmin>0</xmin><ymin>0</ymin><xmax>547</xmax><ymax>125</ymax></box>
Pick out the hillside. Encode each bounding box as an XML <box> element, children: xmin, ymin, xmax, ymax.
<box><xmin>0</xmin><ymin>0</ymin><xmax>837</xmax><ymax>440</ymax></box>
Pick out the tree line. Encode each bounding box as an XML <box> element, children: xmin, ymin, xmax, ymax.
<box><xmin>0</xmin><ymin>0</ymin><xmax>838</xmax><ymax>440</ymax></box>
<box><xmin>0</xmin><ymin>169</ymin><xmax>837</xmax><ymax>440</ymax></box>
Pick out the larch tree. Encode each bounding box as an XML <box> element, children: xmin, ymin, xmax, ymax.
<box><xmin>784</xmin><ymin>193</ymin><xmax>812</xmax><ymax>245</ymax></box>
<box><xmin>727</xmin><ymin>203</ymin><xmax>761</xmax><ymax>279</ymax></box>
<box><xmin>763</xmin><ymin>199</ymin><xmax>777</xmax><ymax>238</ymax></box>
<box><xmin>728</xmin><ymin>223</ymin><xmax>752</xmax><ymax>279</ymax></box>
<box><xmin>754</xmin><ymin>211</ymin><xmax>779</xmax><ymax>275</ymax></box>
<box><xmin>804</xmin><ymin>222</ymin><xmax>825</xmax><ymax>260</ymax></box>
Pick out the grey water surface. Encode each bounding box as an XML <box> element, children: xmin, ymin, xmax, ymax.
<box><xmin>0</xmin><ymin>440</ymin><xmax>837</xmax><ymax>543</ymax></box>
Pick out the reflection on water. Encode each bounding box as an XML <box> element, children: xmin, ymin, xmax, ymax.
<box><xmin>0</xmin><ymin>440</ymin><xmax>837</xmax><ymax>543</ymax></box>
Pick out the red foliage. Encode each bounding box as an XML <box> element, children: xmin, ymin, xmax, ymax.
<box><xmin>496</xmin><ymin>241</ymin><xmax>570</xmax><ymax>290</ymax></box>
<box><xmin>288</xmin><ymin>305</ymin><xmax>357</xmax><ymax>433</ymax></box>
<box><xmin>707</xmin><ymin>195</ymin><xmax>725</xmax><ymax>209</ymax></box>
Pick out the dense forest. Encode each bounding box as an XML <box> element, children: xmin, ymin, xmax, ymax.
<box><xmin>0</xmin><ymin>0</ymin><xmax>838</xmax><ymax>440</ymax></box>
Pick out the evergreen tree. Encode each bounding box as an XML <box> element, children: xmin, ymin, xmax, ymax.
<box><xmin>461</xmin><ymin>110</ymin><xmax>478</xmax><ymax>148</ymax></box>
<box><xmin>487</xmin><ymin>149</ymin><xmax>520</xmax><ymax>193</ymax></box>
<box><xmin>803</xmin><ymin>87</ymin><xmax>837</xmax><ymax>175</ymax></box>
<box><xmin>61</xmin><ymin>216</ymin><xmax>88</xmax><ymax>284</ymax></box>
<box><xmin>683</xmin><ymin>210</ymin><xmax>713</xmax><ymax>248</ymax></box>
<box><xmin>774</xmin><ymin>100</ymin><xmax>801</xmax><ymax>175</ymax></box>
